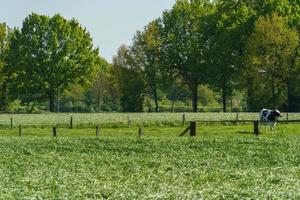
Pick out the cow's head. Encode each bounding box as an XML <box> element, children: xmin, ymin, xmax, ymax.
<box><xmin>273</xmin><ymin>109</ymin><xmax>282</xmax><ymax>117</ymax></box>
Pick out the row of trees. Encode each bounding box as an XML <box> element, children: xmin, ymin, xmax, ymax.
<box><xmin>0</xmin><ymin>0</ymin><xmax>300</xmax><ymax>113</ymax></box>
<box><xmin>111</xmin><ymin>0</ymin><xmax>300</xmax><ymax>112</ymax></box>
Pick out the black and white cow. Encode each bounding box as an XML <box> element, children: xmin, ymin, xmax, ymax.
<box><xmin>259</xmin><ymin>108</ymin><xmax>282</xmax><ymax>131</ymax></box>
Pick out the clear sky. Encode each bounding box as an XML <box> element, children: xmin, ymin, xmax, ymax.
<box><xmin>0</xmin><ymin>0</ymin><xmax>175</xmax><ymax>62</ymax></box>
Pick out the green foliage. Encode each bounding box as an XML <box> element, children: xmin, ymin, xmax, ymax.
<box><xmin>132</xmin><ymin>20</ymin><xmax>165</xmax><ymax>112</ymax></box>
<box><xmin>244</xmin><ymin>13</ymin><xmax>299</xmax><ymax>110</ymax></box>
<box><xmin>198</xmin><ymin>85</ymin><xmax>220</xmax><ymax>107</ymax></box>
<box><xmin>208</xmin><ymin>1</ymin><xmax>255</xmax><ymax>112</ymax></box>
<box><xmin>160</xmin><ymin>0</ymin><xmax>214</xmax><ymax>112</ymax></box>
<box><xmin>0</xmin><ymin>23</ymin><xmax>10</xmax><ymax>111</ymax></box>
<box><xmin>112</xmin><ymin>45</ymin><xmax>145</xmax><ymax>112</ymax></box>
<box><xmin>90</xmin><ymin>60</ymin><xmax>118</xmax><ymax>112</ymax></box>
<box><xmin>7</xmin><ymin>13</ymin><xmax>103</xmax><ymax>112</ymax></box>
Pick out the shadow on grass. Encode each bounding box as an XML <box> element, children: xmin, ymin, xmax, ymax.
<box><xmin>237</xmin><ymin>131</ymin><xmax>254</xmax><ymax>134</ymax></box>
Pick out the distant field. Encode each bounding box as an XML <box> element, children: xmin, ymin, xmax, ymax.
<box><xmin>0</xmin><ymin>112</ymin><xmax>299</xmax><ymax>128</ymax></box>
<box><xmin>0</xmin><ymin>124</ymin><xmax>299</xmax><ymax>199</ymax></box>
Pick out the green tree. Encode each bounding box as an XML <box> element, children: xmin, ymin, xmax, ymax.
<box><xmin>198</xmin><ymin>85</ymin><xmax>219</xmax><ymax>107</ymax></box>
<box><xmin>165</xmin><ymin>78</ymin><xmax>190</xmax><ymax>112</ymax></box>
<box><xmin>287</xmin><ymin>47</ymin><xmax>300</xmax><ymax>111</ymax></box>
<box><xmin>209</xmin><ymin>0</ymin><xmax>255</xmax><ymax>112</ymax></box>
<box><xmin>132</xmin><ymin>20</ymin><xmax>164</xmax><ymax>112</ymax></box>
<box><xmin>160</xmin><ymin>0</ymin><xmax>213</xmax><ymax>112</ymax></box>
<box><xmin>7</xmin><ymin>13</ymin><xmax>102</xmax><ymax>112</ymax></box>
<box><xmin>244</xmin><ymin>13</ymin><xmax>299</xmax><ymax>110</ymax></box>
<box><xmin>61</xmin><ymin>84</ymin><xmax>86</xmax><ymax>112</ymax></box>
<box><xmin>111</xmin><ymin>45</ymin><xmax>145</xmax><ymax>112</ymax></box>
<box><xmin>91</xmin><ymin>60</ymin><xmax>118</xmax><ymax>112</ymax></box>
<box><xmin>0</xmin><ymin>23</ymin><xmax>10</xmax><ymax>112</ymax></box>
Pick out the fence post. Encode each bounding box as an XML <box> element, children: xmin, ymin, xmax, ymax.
<box><xmin>286</xmin><ymin>113</ymin><xmax>289</xmax><ymax>121</ymax></box>
<box><xmin>182</xmin><ymin>114</ymin><xmax>186</xmax><ymax>126</ymax></box>
<box><xmin>236</xmin><ymin>113</ymin><xmax>239</xmax><ymax>121</ymax></box>
<box><xmin>253</xmin><ymin>121</ymin><xmax>259</xmax><ymax>135</ymax></box>
<box><xmin>10</xmin><ymin>117</ymin><xmax>13</xmax><ymax>129</ymax></box>
<box><xmin>138</xmin><ymin>128</ymin><xmax>144</xmax><ymax>137</ymax></box>
<box><xmin>96</xmin><ymin>125</ymin><xmax>100</xmax><ymax>138</ymax></box>
<box><xmin>127</xmin><ymin>115</ymin><xmax>131</xmax><ymax>128</ymax></box>
<box><xmin>190</xmin><ymin>121</ymin><xmax>197</xmax><ymax>137</ymax></box>
<box><xmin>70</xmin><ymin>116</ymin><xmax>73</xmax><ymax>129</ymax></box>
<box><xmin>53</xmin><ymin>127</ymin><xmax>57</xmax><ymax>137</ymax></box>
<box><xmin>19</xmin><ymin>125</ymin><xmax>22</xmax><ymax>137</ymax></box>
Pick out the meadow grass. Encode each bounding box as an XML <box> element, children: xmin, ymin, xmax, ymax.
<box><xmin>0</xmin><ymin>112</ymin><xmax>299</xmax><ymax>128</ymax></box>
<box><xmin>0</xmin><ymin>123</ymin><xmax>299</xmax><ymax>199</ymax></box>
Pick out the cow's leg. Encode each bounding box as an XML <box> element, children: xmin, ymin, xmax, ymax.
<box><xmin>272</xmin><ymin>122</ymin><xmax>277</xmax><ymax>132</ymax></box>
<box><xmin>259</xmin><ymin>122</ymin><xmax>262</xmax><ymax>132</ymax></box>
<box><xmin>265</xmin><ymin>125</ymin><xmax>267</xmax><ymax>133</ymax></box>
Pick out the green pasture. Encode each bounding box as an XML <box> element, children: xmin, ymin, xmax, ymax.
<box><xmin>0</xmin><ymin>122</ymin><xmax>299</xmax><ymax>138</ymax></box>
<box><xmin>0</xmin><ymin>123</ymin><xmax>299</xmax><ymax>199</ymax></box>
<box><xmin>0</xmin><ymin>112</ymin><xmax>299</xmax><ymax>128</ymax></box>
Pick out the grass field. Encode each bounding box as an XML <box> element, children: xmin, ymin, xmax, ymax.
<box><xmin>0</xmin><ymin>112</ymin><xmax>299</xmax><ymax>128</ymax></box>
<box><xmin>0</xmin><ymin>123</ymin><xmax>299</xmax><ymax>199</ymax></box>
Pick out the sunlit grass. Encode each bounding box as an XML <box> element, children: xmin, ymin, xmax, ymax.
<box><xmin>0</xmin><ymin>124</ymin><xmax>299</xmax><ymax>199</ymax></box>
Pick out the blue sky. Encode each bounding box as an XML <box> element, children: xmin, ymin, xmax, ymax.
<box><xmin>0</xmin><ymin>0</ymin><xmax>175</xmax><ymax>62</ymax></box>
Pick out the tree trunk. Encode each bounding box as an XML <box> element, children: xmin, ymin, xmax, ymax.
<box><xmin>222</xmin><ymin>87</ymin><xmax>227</xmax><ymax>113</ymax></box>
<box><xmin>192</xmin><ymin>84</ymin><xmax>198</xmax><ymax>113</ymax></box>
<box><xmin>57</xmin><ymin>90</ymin><xmax>60</xmax><ymax>112</ymax></box>
<box><xmin>287</xmin><ymin>86</ymin><xmax>292</xmax><ymax>112</ymax></box>
<box><xmin>97</xmin><ymin>89</ymin><xmax>101</xmax><ymax>112</ymax></box>
<box><xmin>153</xmin><ymin>86</ymin><xmax>159</xmax><ymax>112</ymax></box>
<box><xmin>247</xmin><ymin>79</ymin><xmax>255</xmax><ymax>111</ymax></box>
<box><xmin>230</xmin><ymin>95</ymin><xmax>233</xmax><ymax>112</ymax></box>
<box><xmin>171</xmin><ymin>99</ymin><xmax>175</xmax><ymax>112</ymax></box>
<box><xmin>0</xmin><ymin>82</ymin><xmax>8</xmax><ymax>112</ymax></box>
<box><xmin>49</xmin><ymin>93</ymin><xmax>55</xmax><ymax>112</ymax></box>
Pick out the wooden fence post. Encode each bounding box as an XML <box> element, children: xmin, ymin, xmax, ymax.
<box><xmin>127</xmin><ymin>115</ymin><xmax>131</xmax><ymax>128</ymax></box>
<box><xmin>179</xmin><ymin>126</ymin><xmax>191</xmax><ymax>137</ymax></box>
<box><xmin>70</xmin><ymin>116</ymin><xmax>73</xmax><ymax>129</ymax></box>
<box><xmin>190</xmin><ymin>121</ymin><xmax>197</xmax><ymax>137</ymax></box>
<box><xmin>96</xmin><ymin>125</ymin><xmax>100</xmax><ymax>138</ymax></box>
<box><xmin>53</xmin><ymin>127</ymin><xmax>57</xmax><ymax>137</ymax></box>
<box><xmin>138</xmin><ymin>128</ymin><xmax>144</xmax><ymax>137</ymax></box>
<box><xmin>286</xmin><ymin>113</ymin><xmax>289</xmax><ymax>121</ymax></box>
<box><xmin>19</xmin><ymin>125</ymin><xmax>22</xmax><ymax>137</ymax></box>
<box><xmin>10</xmin><ymin>117</ymin><xmax>13</xmax><ymax>129</ymax></box>
<box><xmin>253</xmin><ymin>121</ymin><xmax>259</xmax><ymax>135</ymax></box>
<box><xmin>236</xmin><ymin>113</ymin><xmax>239</xmax><ymax>121</ymax></box>
<box><xmin>182</xmin><ymin>114</ymin><xmax>186</xmax><ymax>126</ymax></box>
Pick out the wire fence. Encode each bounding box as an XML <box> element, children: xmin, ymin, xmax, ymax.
<box><xmin>0</xmin><ymin>112</ymin><xmax>299</xmax><ymax>129</ymax></box>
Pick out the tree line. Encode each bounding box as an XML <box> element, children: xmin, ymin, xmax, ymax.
<box><xmin>0</xmin><ymin>0</ymin><xmax>300</xmax><ymax>113</ymax></box>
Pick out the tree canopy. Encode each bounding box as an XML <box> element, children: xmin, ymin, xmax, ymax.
<box><xmin>7</xmin><ymin>13</ymin><xmax>102</xmax><ymax>112</ymax></box>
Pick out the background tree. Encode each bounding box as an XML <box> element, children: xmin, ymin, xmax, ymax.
<box><xmin>165</xmin><ymin>78</ymin><xmax>190</xmax><ymax>112</ymax></box>
<box><xmin>160</xmin><ymin>0</ymin><xmax>213</xmax><ymax>112</ymax></box>
<box><xmin>111</xmin><ymin>45</ymin><xmax>145</xmax><ymax>112</ymax></box>
<box><xmin>132</xmin><ymin>20</ymin><xmax>164</xmax><ymax>112</ymax></box>
<box><xmin>287</xmin><ymin>47</ymin><xmax>300</xmax><ymax>111</ymax></box>
<box><xmin>0</xmin><ymin>23</ymin><xmax>10</xmax><ymax>112</ymax></box>
<box><xmin>91</xmin><ymin>59</ymin><xmax>113</xmax><ymax>112</ymax></box>
<box><xmin>244</xmin><ymin>13</ymin><xmax>299</xmax><ymax>110</ymax></box>
<box><xmin>209</xmin><ymin>1</ymin><xmax>255</xmax><ymax>112</ymax></box>
<box><xmin>7</xmin><ymin>13</ymin><xmax>102</xmax><ymax>112</ymax></box>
